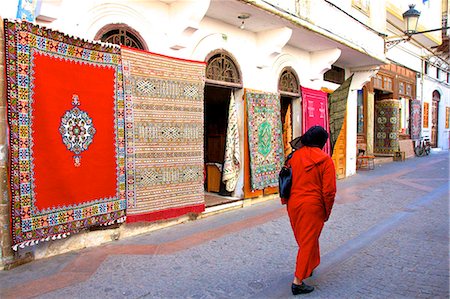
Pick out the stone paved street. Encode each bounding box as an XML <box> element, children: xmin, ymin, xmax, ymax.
<box><xmin>0</xmin><ymin>151</ymin><xmax>448</xmax><ymax>299</ymax></box>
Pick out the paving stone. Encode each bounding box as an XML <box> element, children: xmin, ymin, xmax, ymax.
<box><xmin>0</xmin><ymin>151</ymin><xmax>448</xmax><ymax>299</ymax></box>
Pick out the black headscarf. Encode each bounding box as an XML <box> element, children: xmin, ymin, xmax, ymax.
<box><xmin>290</xmin><ymin>125</ymin><xmax>329</xmax><ymax>150</ymax></box>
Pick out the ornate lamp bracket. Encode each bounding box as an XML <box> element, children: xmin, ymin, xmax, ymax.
<box><xmin>384</xmin><ymin>37</ymin><xmax>410</xmax><ymax>52</ymax></box>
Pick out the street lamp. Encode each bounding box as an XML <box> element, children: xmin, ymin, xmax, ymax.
<box><xmin>402</xmin><ymin>4</ymin><xmax>420</xmax><ymax>36</ymax></box>
<box><xmin>385</xmin><ymin>4</ymin><xmax>450</xmax><ymax>51</ymax></box>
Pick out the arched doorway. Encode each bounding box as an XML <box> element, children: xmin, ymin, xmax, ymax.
<box><xmin>278</xmin><ymin>67</ymin><xmax>300</xmax><ymax>156</ymax></box>
<box><xmin>203</xmin><ymin>50</ymin><xmax>242</xmax><ymax>207</ymax></box>
<box><xmin>431</xmin><ymin>90</ymin><xmax>440</xmax><ymax>147</ymax></box>
<box><xmin>94</xmin><ymin>24</ymin><xmax>147</xmax><ymax>50</ymax></box>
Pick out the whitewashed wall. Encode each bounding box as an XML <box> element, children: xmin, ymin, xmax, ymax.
<box><xmin>421</xmin><ymin>76</ymin><xmax>450</xmax><ymax>150</ymax></box>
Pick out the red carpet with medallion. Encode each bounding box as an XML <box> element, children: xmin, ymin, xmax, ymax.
<box><xmin>4</xmin><ymin>20</ymin><xmax>126</xmax><ymax>249</ymax></box>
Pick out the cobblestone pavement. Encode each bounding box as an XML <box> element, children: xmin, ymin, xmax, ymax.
<box><xmin>0</xmin><ymin>151</ymin><xmax>448</xmax><ymax>299</ymax></box>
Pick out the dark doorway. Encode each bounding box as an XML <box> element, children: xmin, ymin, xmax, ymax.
<box><xmin>431</xmin><ymin>90</ymin><xmax>440</xmax><ymax>148</ymax></box>
<box><xmin>204</xmin><ymin>85</ymin><xmax>237</xmax><ymax>207</ymax></box>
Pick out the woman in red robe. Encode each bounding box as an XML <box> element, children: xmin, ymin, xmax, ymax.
<box><xmin>286</xmin><ymin>125</ymin><xmax>336</xmax><ymax>295</ymax></box>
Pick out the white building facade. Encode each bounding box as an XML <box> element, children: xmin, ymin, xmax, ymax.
<box><xmin>385</xmin><ymin>0</ymin><xmax>449</xmax><ymax>150</ymax></box>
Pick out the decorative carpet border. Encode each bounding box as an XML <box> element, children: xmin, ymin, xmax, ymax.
<box><xmin>245</xmin><ymin>89</ymin><xmax>284</xmax><ymax>190</ymax></box>
<box><xmin>122</xmin><ymin>46</ymin><xmax>206</xmax><ymax>222</ymax></box>
<box><xmin>374</xmin><ymin>99</ymin><xmax>400</xmax><ymax>154</ymax></box>
<box><xmin>4</xmin><ymin>20</ymin><xmax>126</xmax><ymax>249</ymax></box>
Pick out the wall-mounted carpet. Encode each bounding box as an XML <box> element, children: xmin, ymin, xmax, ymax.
<box><xmin>245</xmin><ymin>89</ymin><xmax>284</xmax><ymax>190</ymax></box>
<box><xmin>301</xmin><ymin>87</ymin><xmax>331</xmax><ymax>155</ymax></box>
<box><xmin>410</xmin><ymin>99</ymin><xmax>422</xmax><ymax>141</ymax></box>
<box><xmin>122</xmin><ymin>47</ymin><xmax>205</xmax><ymax>223</ymax></box>
<box><xmin>374</xmin><ymin>99</ymin><xmax>400</xmax><ymax>154</ymax></box>
<box><xmin>328</xmin><ymin>75</ymin><xmax>352</xmax><ymax>155</ymax></box>
<box><xmin>4</xmin><ymin>20</ymin><xmax>126</xmax><ymax>249</ymax></box>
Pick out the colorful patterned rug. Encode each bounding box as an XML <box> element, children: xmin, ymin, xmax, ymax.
<box><xmin>222</xmin><ymin>92</ymin><xmax>240</xmax><ymax>192</ymax></box>
<box><xmin>301</xmin><ymin>87</ymin><xmax>331</xmax><ymax>155</ymax></box>
<box><xmin>122</xmin><ymin>47</ymin><xmax>205</xmax><ymax>223</ymax></box>
<box><xmin>4</xmin><ymin>20</ymin><xmax>126</xmax><ymax>249</ymax></box>
<box><xmin>410</xmin><ymin>99</ymin><xmax>422</xmax><ymax>141</ymax></box>
<box><xmin>374</xmin><ymin>99</ymin><xmax>400</xmax><ymax>154</ymax></box>
<box><xmin>245</xmin><ymin>89</ymin><xmax>284</xmax><ymax>190</ymax></box>
<box><xmin>328</xmin><ymin>75</ymin><xmax>353</xmax><ymax>155</ymax></box>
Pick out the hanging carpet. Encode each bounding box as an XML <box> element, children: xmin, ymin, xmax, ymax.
<box><xmin>301</xmin><ymin>87</ymin><xmax>331</xmax><ymax>155</ymax></box>
<box><xmin>374</xmin><ymin>99</ymin><xmax>400</xmax><ymax>154</ymax></box>
<box><xmin>4</xmin><ymin>20</ymin><xmax>126</xmax><ymax>249</ymax></box>
<box><xmin>222</xmin><ymin>92</ymin><xmax>240</xmax><ymax>192</ymax></box>
<box><xmin>245</xmin><ymin>89</ymin><xmax>284</xmax><ymax>190</ymax></box>
<box><xmin>122</xmin><ymin>47</ymin><xmax>205</xmax><ymax>223</ymax></box>
<box><xmin>410</xmin><ymin>99</ymin><xmax>422</xmax><ymax>141</ymax></box>
<box><xmin>328</xmin><ymin>75</ymin><xmax>353</xmax><ymax>155</ymax></box>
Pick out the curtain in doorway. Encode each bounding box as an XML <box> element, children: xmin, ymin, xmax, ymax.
<box><xmin>246</xmin><ymin>90</ymin><xmax>284</xmax><ymax>190</ymax></box>
<box><xmin>4</xmin><ymin>20</ymin><xmax>126</xmax><ymax>249</ymax></box>
<box><xmin>301</xmin><ymin>87</ymin><xmax>331</xmax><ymax>155</ymax></box>
<box><xmin>374</xmin><ymin>99</ymin><xmax>400</xmax><ymax>154</ymax></box>
<box><xmin>122</xmin><ymin>47</ymin><xmax>206</xmax><ymax>223</ymax></box>
<box><xmin>222</xmin><ymin>92</ymin><xmax>240</xmax><ymax>192</ymax></box>
<box><xmin>410</xmin><ymin>99</ymin><xmax>422</xmax><ymax>140</ymax></box>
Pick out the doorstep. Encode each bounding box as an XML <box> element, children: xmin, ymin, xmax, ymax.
<box><xmin>200</xmin><ymin>194</ymin><xmax>279</xmax><ymax>219</ymax></box>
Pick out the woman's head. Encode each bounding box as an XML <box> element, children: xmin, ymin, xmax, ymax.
<box><xmin>291</xmin><ymin>125</ymin><xmax>329</xmax><ymax>149</ymax></box>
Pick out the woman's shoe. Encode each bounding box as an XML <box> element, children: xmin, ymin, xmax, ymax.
<box><xmin>291</xmin><ymin>282</ymin><xmax>314</xmax><ymax>295</ymax></box>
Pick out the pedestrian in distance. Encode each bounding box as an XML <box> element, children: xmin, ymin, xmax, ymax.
<box><xmin>283</xmin><ymin>125</ymin><xmax>336</xmax><ymax>295</ymax></box>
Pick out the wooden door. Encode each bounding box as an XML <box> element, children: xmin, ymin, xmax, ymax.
<box><xmin>281</xmin><ymin>96</ymin><xmax>293</xmax><ymax>156</ymax></box>
<box><xmin>431</xmin><ymin>91</ymin><xmax>440</xmax><ymax>147</ymax></box>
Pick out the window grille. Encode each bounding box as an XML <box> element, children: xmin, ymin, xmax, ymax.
<box><xmin>100</xmin><ymin>29</ymin><xmax>144</xmax><ymax>50</ymax></box>
<box><xmin>279</xmin><ymin>68</ymin><xmax>300</xmax><ymax>96</ymax></box>
<box><xmin>206</xmin><ymin>53</ymin><xmax>241</xmax><ymax>84</ymax></box>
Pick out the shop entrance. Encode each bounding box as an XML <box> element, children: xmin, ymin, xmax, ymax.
<box><xmin>431</xmin><ymin>90</ymin><xmax>440</xmax><ymax>148</ymax></box>
<box><xmin>280</xmin><ymin>96</ymin><xmax>293</xmax><ymax>156</ymax></box>
<box><xmin>204</xmin><ymin>85</ymin><xmax>237</xmax><ymax>206</ymax></box>
<box><xmin>203</xmin><ymin>50</ymin><xmax>243</xmax><ymax>207</ymax></box>
<box><xmin>278</xmin><ymin>67</ymin><xmax>300</xmax><ymax>156</ymax></box>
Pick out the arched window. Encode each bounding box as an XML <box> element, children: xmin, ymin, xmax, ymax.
<box><xmin>206</xmin><ymin>51</ymin><xmax>242</xmax><ymax>88</ymax></box>
<box><xmin>95</xmin><ymin>24</ymin><xmax>146</xmax><ymax>50</ymax></box>
<box><xmin>278</xmin><ymin>67</ymin><xmax>300</xmax><ymax>97</ymax></box>
<box><xmin>432</xmin><ymin>90</ymin><xmax>441</xmax><ymax>101</ymax></box>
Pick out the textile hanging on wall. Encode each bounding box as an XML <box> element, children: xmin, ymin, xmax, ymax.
<box><xmin>246</xmin><ymin>89</ymin><xmax>284</xmax><ymax>190</ymax></box>
<box><xmin>328</xmin><ymin>75</ymin><xmax>353</xmax><ymax>155</ymax></box>
<box><xmin>4</xmin><ymin>20</ymin><xmax>126</xmax><ymax>249</ymax></box>
<box><xmin>374</xmin><ymin>99</ymin><xmax>400</xmax><ymax>154</ymax></box>
<box><xmin>410</xmin><ymin>99</ymin><xmax>422</xmax><ymax>140</ymax></box>
<box><xmin>122</xmin><ymin>47</ymin><xmax>206</xmax><ymax>223</ymax></box>
<box><xmin>301</xmin><ymin>87</ymin><xmax>331</xmax><ymax>155</ymax></box>
<box><xmin>222</xmin><ymin>92</ymin><xmax>240</xmax><ymax>192</ymax></box>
